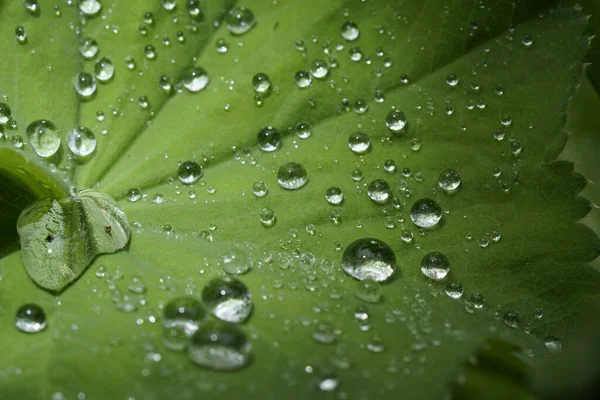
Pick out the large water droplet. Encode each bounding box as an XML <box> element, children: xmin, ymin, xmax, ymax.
<box><xmin>252</xmin><ymin>73</ymin><xmax>271</xmax><ymax>94</ymax></box>
<box><xmin>295</xmin><ymin>122</ymin><xmax>312</xmax><ymax>139</ymax></box>
<box><xmin>74</xmin><ymin>72</ymin><xmax>97</xmax><ymax>98</ymax></box>
<box><xmin>367</xmin><ymin>179</ymin><xmax>391</xmax><ymax>204</ymax></box>
<box><xmin>341</xmin><ymin>21</ymin><xmax>359</xmax><ymax>41</ymax></box>
<box><xmin>178</xmin><ymin>161</ymin><xmax>203</xmax><ymax>184</ymax></box>
<box><xmin>188</xmin><ymin>321</ymin><xmax>251</xmax><ymax>370</ymax></box>
<box><xmin>342</xmin><ymin>238</ymin><xmax>396</xmax><ymax>282</ymax></box>
<box><xmin>226</xmin><ymin>7</ymin><xmax>256</xmax><ymax>35</ymax></box>
<box><xmin>310</xmin><ymin>59</ymin><xmax>329</xmax><ymax>79</ymax></box>
<box><xmin>79</xmin><ymin>0</ymin><xmax>102</xmax><ymax>17</ymax></box>
<box><xmin>94</xmin><ymin>57</ymin><xmax>114</xmax><ymax>82</ymax></box>
<box><xmin>326</xmin><ymin>186</ymin><xmax>344</xmax><ymax>205</ymax></box>
<box><xmin>257</xmin><ymin>126</ymin><xmax>281</xmax><ymax>152</ymax></box>
<box><xmin>438</xmin><ymin>169</ymin><xmax>461</xmax><ymax>194</ymax></box>
<box><xmin>79</xmin><ymin>37</ymin><xmax>99</xmax><ymax>59</ymax></box>
<box><xmin>26</xmin><ymin>120</ymin><xmax>61</xmax><ymax>157</ymax></box>
<box><xmin>294</xmin><ymin>70</ymin><xmax>312</xmax><ymax>88</ymax></box>
<box><xmin>67</xmin><ymin>126</ymin><xmax>96</xmax><ymax>156</ymax></box>
<box><xmin>410</xmin><ymin>199</ymin><xmax>442</xmax><ymax>228</ymax></box>
<box><xmin>15</xmin><ymin>304</ymin><xmax>47</xmax><ymax>333</ymax></box>
<box><xmin>277</xmin><ymin>162</ymin><xmax>308</xmax><ymax>190</ymax></box>
<box><xmin>385</xmin><ymin>109</ymin><xmax>407</xmax><ymax>133</ymax></box>
<box><xmin>181</xmin><ymin>66</ymin><xmax>210</xmax><ymax>93</ymax></box>
<box><xmin>202</xmin><ymin>276</ymin><xmax>253</xmax><ymax>323</ymax></box>
<box><xmin>163</xmin><ymin>297</ymin><xmax>206</xmax><ymax>351</ymax></box>
<box><xmin>348</xmin><ymin>131</ymin><xmax>371</xmax><ymax>154</ymax></box>
<box><xmin>421</xmin><ymin>252</ymin><xmax>450</xmax><ymax>280</ymax></box>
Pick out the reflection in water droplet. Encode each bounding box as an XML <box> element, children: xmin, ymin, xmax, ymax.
<box><xmin>257</xmin><ymin>126</ymin><xmax>281</xmax><ymax>152</ymax></box>
<box><xmin>202</xmin><ymin>276</ymin><xmax>253</xmax><ymax>323</ymax></box>
<box><xmin>94</xmin><ymin>57</ymin><xmax>114</xmax><ymax>82</ymax></box>
<box><xmin>385</xmin><ymin>109</ymin><xmax>407</xmax><ymax>133</ymax></box>
<box><xmin>15</xmin><ymin>304</ymin><xmax>47</xmax><ymax>333</ymax></box>
<box><xmin>26</xmin><ymin>120</ymin><xmax>61</xmax><ymax>157</ymax></box>
<box><xmin>348</xmin><ymin>131</ymin><xmax>371</xmax><ymax>154</ymax></box>
<box><xmin>342</xmin><ymin>238</ymin><xmax>396</xmax><ymax>282</ymax></box>
<box><xmin>181</xmin><ymin>66</ymin><xmax>210</xmax><ymax>93</ymax></box>
<box><xmin>80</xmin><ymin>37</ymin><xmax>99</xmax><ymax>59</ymax></box>
<box><xmin>410</xmin><ymin>199</ymin><xmax>442</xmax><ymax>228</ymax></box>
<box><xmin>438</xmin><ymin>169</ymin><xmax>461</xmax><ymax>194</ymax></box>
<box><xmin>259</xmin><ymin>207</ymin><xmax>276</xmax><ymax>227</ymax></box>
<box><xmin>226</xmin><ymin>7</ymin><xmax>256</xmax><ymax>35</ymax></box>
<box><xmin>294</xmin><ymin>70</ymin><xmax>312</xmax><ymax>88</ymax></box>
<box><xmin>178</xmin><ymin>161</ymin><xmax>203</xmax><ymax>184</ymax></box>
<box><xmin>74</xmin><ymin>72</ymin><xmax>97</xmax><ymax>98</ymax></box>
<box><xmin>367</xmin><ymin>179</ymin><xmax>391</xmax><ymax>204</ymax></box>
<box><xmin>0</xmin><ymin>102</ymin><xmax>12</xmax><ymax>125</ymax></box>
<box><xmin>326</xmin><ymin>187</ymin><xmax>344</xmax><ymax>205</ymax></box>
<box><xmin>67</xmin><ymin>126</ymin><xmax>96</xmax><ymax>156</ymax></box>
<box><xmin>341</xmin><ymin>21</ymin><xmax>359</xmax><ymax>41</ymax></box>
<box><xmin>310</xmin><ymin>59</ymin><xmax>329</xmax><ymax>79</ymax></box>
<box><xmin>252</xmin><ymin>73</ymin><xmax>271</xmax><ymax>94</ymax></box>
<box><xmin>277</xmin><ymin>162</ymin><xmax>308</xmax><ymax>190</ymax></box>
<box><xmin>421</xmin><ymin>252</ymin><xmax>450</xmax><ymax>280</ymax></box>
<box><xmin>188</xmin><ymin>321</ymin><xmax>251</xmax><ymax>370</ymax></box>
<box><xmin>295</xmin><ymin>122</ymin><xmax>312</xmax><ymax>139</ymax></box>
<box><xmin>163</xmin><ymin>297</ymin><xmax>206</xmax><ymax>351</ymax></box>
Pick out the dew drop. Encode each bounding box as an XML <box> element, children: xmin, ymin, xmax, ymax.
<box><xmin>349</xmin><ymin>47</ymin><xmax>363</xmax><ymax>62</ymax></box>
<box><xmin>94</xmin><ymin>57</ymin><xmax>114</xmax><ymax>82</ymax></box>
<box><xmin>74</xmin><ymin>72</ymin><xmax>97</xmax><ymax>98</ymax></box>
<box><xmin>544</xmin><ymin>336</ymin><xmax>562</xmax><ymax>353</ymax></box>
<box><xmin>410</xmin><ymin>199</ymin><xmax>442</xmax><ymax>229</ymax></box>
<box><xmin>367</xmin><ymin>179</ymin><xmax>391</xmax><ymax>204</ymax></box>
<box><xmin>0</xmin><ymin>102</ymin><xmax>11</xmax><ymax>125</ymax></box>
<box><xmin>341</xmin><ymin>21</ymin><xmax>359</xmax><ymax>41</ymax></box>
<box><xmin>312</xmin><ymin>321</ymin><xmax>337</xmax><ymax>344</ymax></box>
<box><xmin>202</xmin><ymin>276</ymin><xmax>253</xmax><ymax>323</ymax></box>
<box><xmin>161</xmin><ymin>0</ymin><xmax>177</xmax><ymax>11</ymax></box>
<box><xmin>356</xmin><ymin>278</ymin><xmax>382</xmax><ymax>303</ymax></box>
<box><xmin>420</xmin><ymin>252</ymin><xmax>450</xmax><ymax>280</ymax></box>
<box><xmin>15</xmin><ymin>26</ymin><xmax>27</xmax><ymax>44</ymax></box>
<box><xmin>178</xmin><ymin>161</ymin><xmax>203</xmax><ymax>184</ymax></box>
<box><xmin>257</xmin><ymin>126</ymin><xmax>281</xmax><ymax>152</ymax></box>
<box><xmin>446</xmin><ymin>73</ymin><xmax>459</xmax><ymax>87</ymax></box>
<box><xmin>252</xmin><ymin>180</ymin><xmax>268</xmax><ymax>197</ymax></box>
<box><xmin>348</xmin><ymin>131</ymin><xmax>371</xmax><ymax>154</ymax></box>
<box><xmin>126</xmin><ymin>188</ymin><xmax>141</xmax><ymax>202</ymax></box>
<box><xmin>24</xmin><ymin>0</ymin><xmax>40</xmax><ymax>15</ymax></box>
<box><xmin>226</xmin><ymin>7</ymin><xmax>256</xmax><ymax>35</ymax></box>
<box><xmin>385</xmin><ymin>109</ymin><xmax>407</xmax><ymax>133</ymax></box>
<box><xmin>438</xmin><ymin>169</ymin><xmax>461</xmax><ymax>194</ymax></box>
<box><xmin>15</xmin><ymin>304</ymin><xmax>47</xmax><ymax>334</ymax></box>
<box><xmin>326</xmin><ymin>186</ymin><xmax>344</xmax><ymax>205</ymax></box>
<box><xmin>310</xmin><ymin>59</ymin><xmax>329</xmax><ymax>79</ymax></box>
<box><xmin>252</xmin><ymin>73</ymin><xmax>271</xmax><ymax>94</ymax></box>
<box><xmin>342</xmin><ymin>238</ymin><xmax>396</xmax><ymax>282</ymax></box>
<box><xmin>163</xmin><ymin>297</ymin><xmax>207</xmax><ymax>351</ymax></box>
<box><xmin>67</xmin><ymin>126</ymin><xmax>96</xmax><ymax>156</ymax></box>
<box><xmin>181</xmin><ymin>66</ymin><xmax>210</xmax><ymax>93</ymax></box>
<box><xmin>79</xmin><ymin>0</ymin><xmax>102</xmax><ymax>16</ymax></box>
<box><xmin>295</xmin><ymin>122</ymin><xmax>312</xmax><ymax>139</ymax></box>
<box><xmin>277</xmin><ymin>162</ymin><xmax>308</xmax><ymax>190</ymax></box>
<box><xmin>259</xmin><ymin>207</ymin><xmax>276</xmax><ymax>227</ymax></box>
<box><xmin>502</xmin><ymin>311</ymin><xmax>519</xmax><ymax>329</ymax></box>
<box><xmin>26</xmin><ymin>120</ymin><xmax>61</xmax><ymax>157</ymax></box>
<box><xmin>445</xmin><ymin>281</ymin><xmax>464</xmax><ymax>299</ymax></box>
<box><xmin>294</xmin><ymin>70</ymin><xmax>312</xmax><ymax>88</ymax></box>
<box><xmin>186</xmin><ymin>0</ymin><xmax>202</xmax><ymax>18</ymax></box>
<box><xmin>221</xmin><ymin>249</ymin><xmax>251</xmax><ymax>275</ymax></box>
<box><xmin>79</xmin><ymin>37</ymin><xmax>99</xmax><ymax>59</ymax></box>
<box><xmin>189</xmin><ymin>321</ymin><xmax>251</xmax><ymax>370</ymax></box>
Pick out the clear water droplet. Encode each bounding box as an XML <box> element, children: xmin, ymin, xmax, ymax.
<box><xmin>74</xmin><ymin>72</ymin><xmax>97</xmax><ymax>98</ymax></box>
<box><xmin>438</xmin><ymin>169</ymin><xmax>461</xmax><ymax>194</ymax></box>
<box><xmin>26</xmin><ymin>120</ymin><xmax>61</xmax><ymax>157</ymax></box>
<box><xmin>178</xmin><ymin>161</ymin><xmax>203</xmax><ymax>184</ymax></box>
<box><xmin>0</xmin><ymin>102</ymin><xmax>11</xmax><ymax>125</ymax></box>
<box><xmin>348</xmin><ymin>131</ymin><xmax>371</xmax><ymax>154</ymax></box>
<box><xmin>79</xmin><ymin>37</ymin><xmax>99</xmax><ymax>59</ymax></box>
<box><xmin>15</xmin><ymin>304</ymin><xmax>47</xmax><ymax>333</ymax></box>
<box><xmin>79</xmin><ymin>0</ymin><xmax>102</xmax><ymax>16</ymax></box>
<box><xmin>186</xmin><ymin>0</ymin><xmax>202</xmax><ymax>18</ymax></box>
<box><xmin>226</xmin><ymin>7</ymin><xmax>256</xmax><ymax>35</ymax></box>
<box><xmin>385</xmin><ymin>109</ymin><xmax>407</xmax><ymax>133</ymax></box>
<box><xmin>295</xmin><ymin>122</ymin><xmax>312</xmax><ymax>139</ymax></box>
<box><xmin>277</xmin><ymin>162</ymin><xmax>308</xmax><ymax>190</ymax></box>
<box><xmin>446</xmin><ymin>73</ymin><xmax>459</xmax><ymax>87</ymax></box>
<box><xmin>342</xmin><ymin>238</ymin><xmax>396</xmax><ymax>282</ymax></box>
<box><xmin>326</xmin><ymin>186</ymin><xmax>344</xmax><ymax>205</ymax></box>
<box><xmin>221</xmin><ymin>249</ymin><xmax>251</xmax><ymax>275</ymax></box>
<box><xmin>15</xmin><ymin>25</ymin><xmax>27</xmax><ymax>44</ymax></box>
<box><xmin>163</xmin><ymin>296</ymin><xmax>206</xmax><ymax>351</ymax></box>
<box><xmin>24</xmin><ymin>0</ymin><xmax>40</xmax><ymax>15</ymax></box>
<box><xmin>367</xmin><ymin>179</ymin><xmax>391</xmax><ymax>204</ymax></box>
<box><xmin>445</xmin><ymin>281</ymin><xmax>464</xmax><ymax>299</ymax></box>
<box><xmin>259</xmin><ymin>207</ymin><xmax>276</xmax><ymax>227</ymax></box>
<box><xmin>252</xmin><ymin>73</ymin><xmax>271</xmax><ymax>94</ymax></box>
<box><xmin>252</xmin><ymin>180</ymin><xmax>268</xmax><ymax>197</ymax></box>
<box><xmin>181</xmin><ymin>66</ymin><xmax>210</xmax><ymax>93</ymax></box>
<box><xmin>502</xmin><ymin>311</ymin><xmax>519</xmax><ymax>328</ymax></box>
<box><xmin>202</xmin><ymin>276</ymin><xmax>253</xmax><ymax>323</ymax></box>
<box><xmin>310</xmin><ymin>59</ymin><xmax>329</xmax><ymax>79</ymax></box>
<box><xmin>94</xmin><ymin>57</ymin><xmax>114</xmax><ymax>82</ymax></box>
<box><xmin>410</xmin><ymin>199</ymin><xmax>442</xmax><ymax>228</ymax></box>
<box><xmin>161</xmin><ymin>0</ymin><xmax>177</xmax><ymax>11</ymax></box>
<box><xmin>312</xmin><ymin>321</ymin><xmax>337</xmax><ymax>344</ymax></box>
<box><xmin>257</xmin><ymin>126</ymin><xmax>281</xmax><ymax>152</ymax></box>
<box><xmin>67</xmin><ymin>126</ymin><xmax>96</xmax><ymax>156</ymax></box>
<box><xmin>544</xmin><ymin>336</ymin><xmax>562</xmax><ymax>353</ymax></box>
<box><xmin>188</xmin><ymin>321</ymin><xmax>251</xmax><ymax>370</ymax></box>
<box><xmin>126</xmin><ymin>188</ymin><xmax>142</xmax><ymax>202</ymax></box>
<box><xmin>294</xmin><ymin>70</ymin><xmax>312</xmax><ymax>88</ymax></box>
<box><xmin>421</xmin><ymin>252</ymin><xmax>450</xmax><ymax>280</ymax></box>
<box><xmin>356</xmin><ymin>278</ymin><xmax>382</xmax><ymax>303</ymax></box>
<box><xmin>341</xmin><ymin>21</ymin><xmax>359</xmax><ymax>41</ymax></box>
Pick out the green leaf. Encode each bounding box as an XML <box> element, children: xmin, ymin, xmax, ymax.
<box><xmin>0</xmin><ymin>1</ymin><xmax>599</xmax><ymax>399</ymax></box>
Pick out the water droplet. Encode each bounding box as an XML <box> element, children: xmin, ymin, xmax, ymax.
<box><xmin>326</xmin><ymin>186</ymin><xmax>344</xmax><ymax>205</ymax></box>
<box><xmin>445</xmin><ymin>281</ymin><xmax>464</xmax><ymax>299</ymax></box>
<box><xmin>342</xmin><ymin>238</ymin><xmax>396</xmax><ymax>282</ymax></box>
<box><xmin>188</xmin><ymin>321</ymin><xmax>251</xmax><ymax>370</ymax></box>
<box><xmin>79</xmin><ymin>37</ymin><xmax>99</xmax><ymax>59</ymax></box>
<box><xmin>410</xmin><ymin>199</ymin><xmax>442</xmax><ymax>229</ymax></box>
<box><xmin>15</xmin><ymin>25</ymin><xmax>27</xmax><ymax>44</ymax></box>
<box><xmin>252</xmin><ymin>180</ymin><xmax>268</xmax><ymax>197</ymax></box>
<box><xmin>544</xmin><ymin>336</ymin><xmax>562</xmax><ymax>353</ymax></box>
<box><xmin>294</xmin><ymin>70</ymin><xmax>312</xmax><ymax>88</ymax></box>
<box><xmin>178</xmin><ymin>161</ymin><xmax>203</xmax><ymax>184</ymax></box>
<box><xmin>446</xmin><ymin>73</ymin><xmax>459</xmax><ymax>87</ymax></box>
<box><xmin>126</xmin><ymin>188</ymin><xmax>142</xmax><ymax>202</ymax></box>
<box><xmin>400</xmin><ymin>229</ymin><xmax>414</xmax><ymax>244</ymax></box>
<box><xmin>421</xmin><ymin>252</ymin><xmax>450</xmax><ymax>280</ymax></box>
<box><xmin>356</xmin><ymin>279</ymin><xmax>382</xmax><ymax>303</ymax></box>
<box><xmin>127</xmin><ymin>275</ymin><xmax>146</xmax><ymax>294</ymax></box>
<box><xmin>0</xmin><ymin>102</ymin><xmax>11</xmax><ymax>125</ymax></box>
<box><xmin>161</xmin><ymin>0</ymin><xmax>177</xmax><ymax>11</ymax></box>
<box><xmin>226</xmin><ymin>7</ymin><xmax>256</xmax><ymax>35</ymax></box>
<box><xmin>521</xmin><ymin>34</ymin><xmax>533</xmax><ymax>47</ymax></box>
<box><xmin>385</xmin><ymin>109</ymin><xmax>407</xmax><ymax>133</ymax></box>
<box><xmin>318</xmin><ymin>374</ymin><xmax>340</xmax><ymax>392</ymax></box>
<box><xmin>367</xmin><ymin>179</ymin><xmax>391</xmax><ymax>204</ymax></box>
<box><xmin>295</xmin><ymin>122</ymin><xmax>312</xmax><ymax>139</ymax></box>
<box><xmin>383</xmin><ymin>159</ymin><xmax>397</xmax><ymax>173</ymax></box>
<box><xmin>67</xmin><ymin>126</ymin><xmax>96</xmax><ymax>156</ymax></box>
<box><xmin>341</xmin><ymin>21</ymin><xmax>359</xmax><ymax>41</ymax></box>
<box><xmin>312</xmin><ymin>321</ymin><xmax>337</xmax><ymax>344</ymax></box>
<box><xmin>26</xmin><ymin>120</ymin><xmax>61</xmax><ymax>157</ymax></box>
<box><xmin>94</xmin><ymin>57</ymin><xmax>114</xmax><ymax>82</ymax></box>
<box><xmin>186</xmin><ymin>0</ymin><xmax>202</xmax><ymax>18</ymax></box>
<box><xmin>348</xmin><ymin>131</ymin><xmax>371</xmax><ymax>154</ymax></box>
<box><xmin>277</xmin><ymin>162</ymin><xmax>308</xmax><ymax>190</ymax></box>
<box><xmin>163</xmin><ymin>297</ymin><xmax>206</xmax><ymax>351</ymax></box>
<box><xmin>144</xmin><ymin>44</ymin><xmax>157</xmax><ymax>60</ymax></box>
<box><xmin>259</xmin><ymin>207</ymin><xmax>276</xmax><ymax>227</ymax></box>
<box><xmin>15</xmin><ymin>304</ymin><xmax>47</xmax><ymax>333</ymax></box>
<box><xmin>468</xmin><ymin>293</ymin><xmax>485</xmax><ymax>309</ymax></box>
<box><xmin>438</xmin><ymin>169</ymin><xmax>461</xmax><ymax>194</ymax></box>
<box><xmin>502</xmin><ymin>311</ymin><xmax>519</xmax><ymax>328</ymax></box>
<box><xmin>310</xmin><ymin>59</ymin><xmax>329</xmax><ymax>79</ymax></box>
<box><xmin>216</xmin><ymin>39</ymin><xmax>229</xmax><ymax>53</ymax></box>
<box><xmin>257</xmin><ymin>126</ymin><xmax>281</xmax><ymax>152</ymax></box>
<box><xmin>221</xmin><ymin>249</ymin><xmax>251</xmax><ymax>275</ymax></box>
<box><xmin>181</xmin><ymin>66</ymin><xmax>210</xmax><ymax>93</ymax></box>
<box><xmin>125</xmin><ymin>56</ymin><xmax>137</xmax><ymax>70</ymax></box>
<box><xmin>74</xmin><ymin>72</ymin><xmax>97</xmax><ymax>98</ymax></box>
<box><xmin>252</xmin><ymin>73</ymin><xmax>271</xmax><ymax>94</ymax></box>
<box><xmin>79</xmin><ymin>0</ymin><xmax>102</xmax><ymax>16</ymax></box>
<box><xmin>202</xmin><ymin>276</ymin><xmax>253</xmax><ymax>323</ymax></box>
<box><xmin>24</xmin><ymin>0</ymin><xmax>40</xmax><ymax>15</ymax></box>
<box><xmin>349</xmin><ymin>47</ymin><xmax>363</xmax><ymax>62</ymax></box>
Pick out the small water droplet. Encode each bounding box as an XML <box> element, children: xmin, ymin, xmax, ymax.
<box><xmin>356</xmin><ymin>279</ymin><xmax>382</xmax><ymax>303</ymax></box>
<box><xmin>277</xmin><ymin>162</ymin><xmax>308</xmax><ymax>190</ymax></box>
<box><xmin>79</xmin><ymin>0</ymin><xmax>102</xmax><ymax>16</ymax></box>
<box><xmin>0</xmin><ymin>103</ymin><xmax>12</xmax><ymax>125</ymax></box>
<box><xmin>257</xmin><ymin>126</ymin><xmax>281</xmax><ymax>152</ymax></box>
<box><xmin>502</xmin><ymin>311</ymin><xmax>519</xmax><ymax>328</ymax></box>
<box><xmin>74</xmin><ymin>72</ymin><xmax>97</xmax><ymax>98</ymax></box>
<box><xmin>544</xmin><ymin>336</ymin><xmax>562</xmax><ymax>353</ymax></box>
<box><xmin>15</xmin><ymin>25</ymin><xmax>27</xmax><ymax>43</ymax></box>
<box><xmin>438</xmin><ymin>169</ymin><xmax>461</xmax><ymax>194</ymax></box>
<box><xmin>178</xmin><ymin>161</ymin><xmax>203</xmax><ymax>184</ymax></box>
<box><xmin>126</xmin><ymin>188</ymin><xmax>142</xmax><ymax>202</ymax></box>
<box><xmin>226</xmin><ymin>7</ymin><xmax>256</xmax><ymax>35</ymax></box>
<box><xmin>421</xmin><ymin>252</ymin><xmax>450</xmax><ymax>280</ymax></box>
<box><xmin>342</xmin><ymin>238</ymin><xmax>397</xmax><ymax>282</ymax></box>
<box><xmin>367</xmin><ymin>179</ymin><xmax>391</xmax><ymax>204</ymax></box>
<box><xmin>410</xmin><ymin>199</ymin><xmax>442</xmax><ymax>229</ymax></box>
<box><xmin>252</xmin><ymin>180</ymin><xmax>268</xmax><ymax>197</ymax></box>
<box><xmin>181</xmin><ymin>66</ymin><xmax>210</xmax><ymax>93</ymax></box>
<box><xmin>348</xmin><ymin>131</ymin><xmax>371</xmax><ymax>154</ymax></box>
<box><xmin>312</xmin><ymin>321</ymin><xmax>337</xmax><ymax>344</ymax></box>
<box><xmin>252</xmin><ymin>73</ymin><xmax>271</xmax><ymax>94</ymax></box>
<box><xmin>188</xmin><ymin>321</ymin><xmax>251</xmax><ymax>370</ymax></box>
<box><xmin>445</xmin><ymin>281</ymin><xmax>464</xmax><ymax>299</ymax></box>
<box><xmin>163</xmin><ymin>297</ymin><xmax>207</xmax><ymax>351</ymax></box>
<box><xmin>202</xmin><ymin>276</ymin><xmax>253</xmax><ymax>323</ymax></box>
<box><xmin>310</xmin><ymin>59</ymin><xmax>329</xmax><ymax>79</ymax></box>
<box><xmin>294</xmin><ymin>70</ymin><xmax>312</xmax><ymax>88</ymax></box>
<box><xmin>341</xmin><ymin>21</ymin><xmax>359</xmax><ymax>41</ymax></box>
<box><xmin>259</xmin><ymin>207</ymin><xmax>276</xmax><ymax>227</ymax></box>
<box><xmin>385</xmin><ymin>109</ymin><xmax>407</xmax><ymax>133</ymax></box>
<box><xmin>295</xmin><ymin>122</ymin><xmax>312</xmax><ymax>139</ymax></box>
<box><xmin>79</xmin><ymin>37</ymin><xmax>99</xmax><ymax>59</ymax></box>
<box><xmin>326</xmin><ymin>186</ymin><xmax>344</xmax><ymax>205</ymax></box>
<box><xmin>94</xmin><ymin>57</ymin><xmax>114</xmax><ymax>82</ymax></box>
